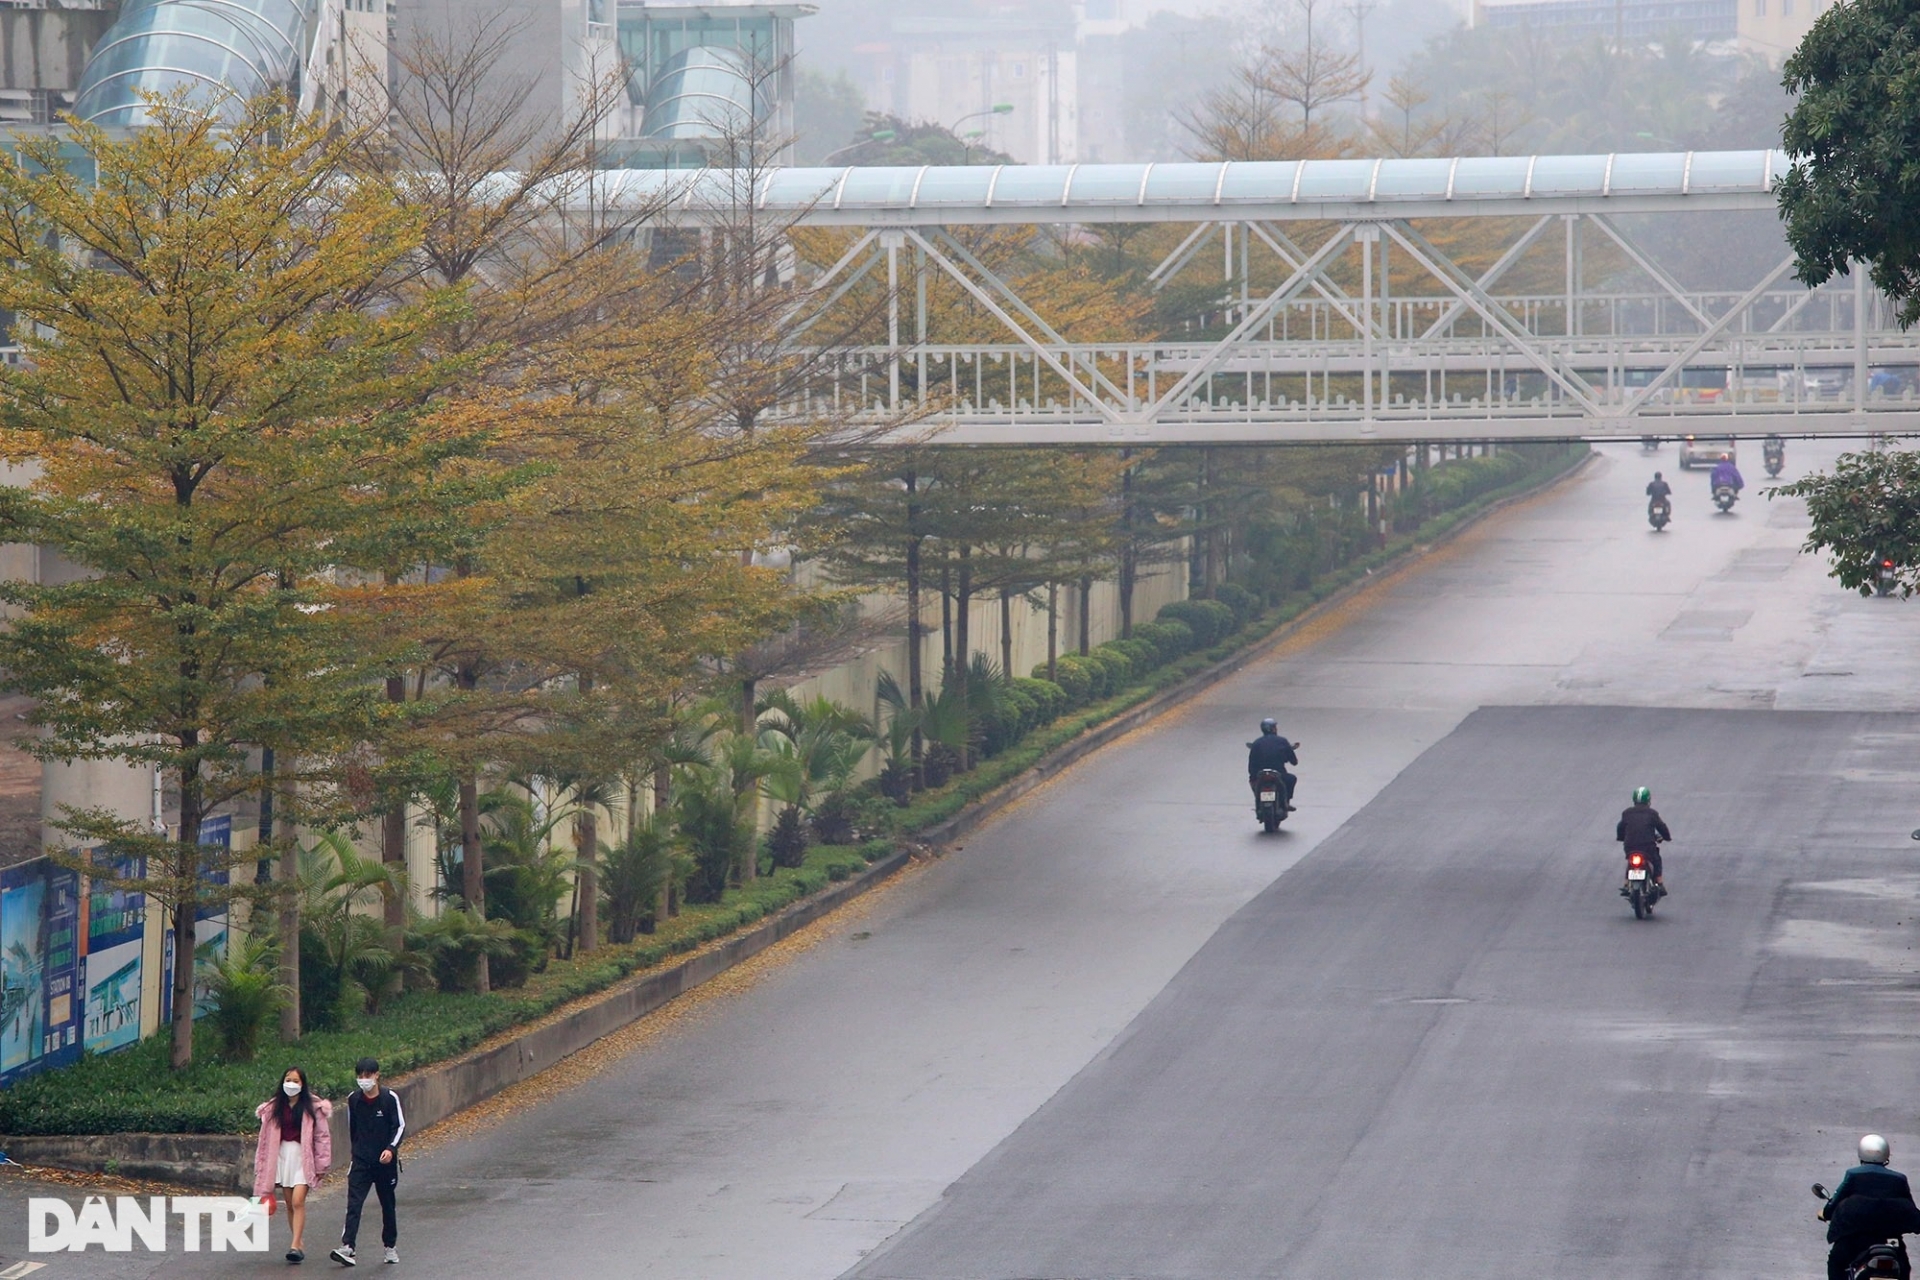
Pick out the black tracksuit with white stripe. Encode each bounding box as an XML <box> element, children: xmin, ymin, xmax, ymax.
<box><xmin>341</xmin><ymin>1086</ymin><xmax>405</xmax><ymax>1251</ymax></box>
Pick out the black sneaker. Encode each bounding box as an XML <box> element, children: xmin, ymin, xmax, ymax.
<box><xmin>330</xmin><ymin>1245</ymin><xmax>357</xmax><ymax>1267</ymax></box>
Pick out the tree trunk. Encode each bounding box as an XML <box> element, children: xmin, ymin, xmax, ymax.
<box><xmin>1078</xmin><ymin>574</ymin><xmax>1093</xmax><ymax>656</ymax></box>
<box><xmin>653</xmin><ymin>763</ymin><xmax>674</xmax><ymax>922</ymax></box>
<box><xmin>999</xmin><ymin>587</ymin><xmax>1014</xmax><ymax>681</ymax></box>
<box><xmin>458</xmin><ymin>766</ymin><xmax>488</xmax><ymax>993</ymax></box>
<box><xmin>170</xmin><ymin>895</ymin><xmax>195</xmax><ymax>1069</ymax></box>
<box><xmin>738</xmin><ymin>672</ymin><xmax>757</xmax><ymax>883</ymax></box>
<box><xmin>954</xmin><ymin>549</ymin><xmax>973</xmax><ymax>770</ymax></box>
<box><xmin>1046</xmin><ymin>581</ymin><xmax>1059</xmax><ymax>682</ymax></box>
<box><xmin>381</xmin><ymin>675</ymin><xmax>408</xmax><ymax>937</ymax></box>
<box><xmin>1119</xmin><ymin>458</ymin><xmax>1137</xmax><ymax>638</ymax></box>
<box><xmin>905</xmin><ymin>513</ymin><xmax>925</xmax><ymax>783</ymax></box>
<box><xmin>939</xmin><ymin>562</ymin><xmax>953</xmax><ymax>681</ymax></box>
<box><xmin>575</xmin><ymin>806</ymin><xmax>598</xmax><ymax>953</ymax></box>
<box><xmin>259</xmin><ymin>746</ymin><xmax>300</xmax><ymax>1043</ymax></box>
<box><xmin>169</xmin><ymin>772</ymin><xmax>202</xmax><ymax>1070</ymax></box>
<box><xmin>277</xmin><ymin>818</ymin><xmax>300</xmax><ymax>1043</ymax></box>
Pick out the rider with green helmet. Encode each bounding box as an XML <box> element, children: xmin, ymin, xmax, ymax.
<box><xmin>1617</xmin><ymin>785</ymin><xmax>1672</xmax><ymax>886</ymax></box>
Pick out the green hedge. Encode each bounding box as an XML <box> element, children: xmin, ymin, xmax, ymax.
<box><xmin>0</xmin><ymin>841</ymin><xmax>883</xmax><ymax>1137</ymax></box>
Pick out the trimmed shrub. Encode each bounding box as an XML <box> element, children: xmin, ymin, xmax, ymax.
<box><xmin>1002</xmin><ymin>685</ymin><xmax>1038</xmax><ymax>736</ymax></box>
<box><xmin>1088</xmin><ymin>644</ymin><xmax>1134</xmax><ymax>688</ymax></box>
<box><xmin>1045</xmin><ymin>654</ymin><xmax>1097</xmax><ymax>705</ymax></box>
<box><xmin>1215</xmin><ymin>582</ymin><xmax>1258</xmax><ymax>627</ymax></box>
<box><xmin>1158</xmin><ymin>599</ymin><xmax>1234</xmax><ymax>648</ymax></box>
<box><xmin>1132</xmin><ymin>618</ymin><xmax>1195</xmax><ymax>663</ymax></box>
<box><xmin>1085</xmin><ymin>645</ymin><xmax>1131</xmax><ymax>691</ymax></box>
<box><xmin>1011</xmin><ymin>676</ymin><xmax>1068</xmax><ymax>725</ymax></box>
<box><xmin>1109</xmin><ymin>636</ymin><xmax>1158</xmax><ymax>671</ymax></box>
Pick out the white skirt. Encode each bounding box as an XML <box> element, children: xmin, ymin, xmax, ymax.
<box><xmin>273</xmin><ymin>1139</ymin><xmax>307</xmax><ymax>1188</ymax></box>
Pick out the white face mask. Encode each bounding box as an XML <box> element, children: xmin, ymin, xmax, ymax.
<box><xmin>283</xmin><ymin>1081</ymin><xmax>302</xmax><ymax>1097</ymax></box>
<box><xmin>357</xmin><ymin>1077</ymin><xmax>376</xmax><ymax>1092</ymax></box>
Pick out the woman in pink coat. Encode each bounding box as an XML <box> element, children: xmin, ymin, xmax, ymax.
<box><xmin>253</xmin><ymin>1066</ymin><xmax>332</xmax><ymax>1263</ymax></box>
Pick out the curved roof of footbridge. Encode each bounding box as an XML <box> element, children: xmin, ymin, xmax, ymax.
<box><xmin>591</xmin><ymin>150</ymin><xmax>1788</xmax><ymax>226</ymax></box>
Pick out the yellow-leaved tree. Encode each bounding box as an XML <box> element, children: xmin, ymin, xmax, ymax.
<box><xmin>0</xmin><ymin>95</ymin><xmax>482</xmax><ymax>1068</ymax></box>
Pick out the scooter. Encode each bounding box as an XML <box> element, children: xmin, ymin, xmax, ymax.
<box><xmin>1812</xmin><ymin>1183</ymin><xmax>1913</xmax><ymax>1279</ymax></box>
<box><xmin>1619</xmin><ymin>847</ymin><xmax>1664</xmax><ymax>920</ymax></box>
<box><xmin>1253</xmin><ymin>757</ymin><xmax>1297</xmax><ymax>833</ymax></box>
<box><xmin>1713</xmin><ymin>484</ymin><xmax>1739</xmax><ymax>513</ymax></box>
<box><xmin>1877</xmin><ymin>555</ymin><xmax>1897</xmax><ymax>597</ymax></box>
<box><xmin>1648</xmin><ymin>496</ymin><xmax>1671</xmax><ymax>531</ymax></box>
<box><xmin>1764</xmin><ymin>438</ymin><xmax>1785</xmax><ymax>477</ymax></box>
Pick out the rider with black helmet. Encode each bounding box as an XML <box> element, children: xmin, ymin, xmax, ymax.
<box><xmin>1247</xmin><ymin>718</ymin><xmax>1298</xmax><ymax>812</ymax></box>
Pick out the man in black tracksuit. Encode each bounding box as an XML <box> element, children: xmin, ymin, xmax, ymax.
<box><xmin>332</xmin><ymin>1057</ymin><xmax>404</xmax><ymax>1267</ymax></box>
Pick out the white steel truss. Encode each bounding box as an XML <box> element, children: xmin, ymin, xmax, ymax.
<box><xmin>639</xmin><ymin>152</ymin><xmax>1920</xmax><ymax>445</ymax></box>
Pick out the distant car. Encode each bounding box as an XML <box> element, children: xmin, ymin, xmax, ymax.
<box><xmin>1786</xmin><ymin>367</ymin><xmax>1853</xmax><ymax>399</ymax></box>
<box><xmin>1679</xmin><ymin>435</ymin><xmax>1736</xmax><ymax>469</ymax></box>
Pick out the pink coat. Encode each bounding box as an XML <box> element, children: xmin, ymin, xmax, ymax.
<box><xmin>253</xmin><ymin>1096</ymin><xmax>333</xmax><ymax>1196</ymax></box>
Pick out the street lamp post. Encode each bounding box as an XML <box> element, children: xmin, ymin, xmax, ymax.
<box><xmin>950</xmin><ymin>103</ymin><xmax>1013</xmax><ymax>163</ymax></box>
<box><xmin>822</xmin><ymin>128</ymin><xmax>897</xmax><ymax>164</ymax></box>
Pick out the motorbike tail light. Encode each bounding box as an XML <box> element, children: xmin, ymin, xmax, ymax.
<box><xmin>1628</xmin><ymin>854</ymin><xmax>1644</xmax><ymax>868</ymax></box>
<box><xmin>1884</xmin><ymin>560</ymin><xmax>1896</xmax><ymax>569</ymax></box>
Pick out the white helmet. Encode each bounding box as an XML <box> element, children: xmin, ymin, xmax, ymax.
<box><xmin>1861</xmin><ymin>1134</ymin><xmax>1892</xmax><ymax>1166</ymax></box>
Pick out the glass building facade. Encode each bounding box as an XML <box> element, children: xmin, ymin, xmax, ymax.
<box><xmin>71</xmin><ymin>0</ymin><xmax>308</xmax><ymax>126</ymax></box>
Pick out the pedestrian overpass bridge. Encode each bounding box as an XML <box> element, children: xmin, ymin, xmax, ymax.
<box><xmin>590</xmin><ymin>150</ymin><xmax>1918</xmax><ymax>446</ymax></box>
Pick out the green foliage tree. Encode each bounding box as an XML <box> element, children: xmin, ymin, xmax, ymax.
<box><xmin>1775</xmin><ymin>448</ymin><xmax>1920</xmax><ymax>596</ymax></box>
<box><xmin>1778</xmin><ymin>0</ymin><xmax>1920</xmax><ymax>324</ymax></box>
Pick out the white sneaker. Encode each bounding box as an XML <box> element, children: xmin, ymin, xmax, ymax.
<box><xmin>329</xmin><ymin>1245</ymin><xmax>357</xmax><ymax>1267</ymax></box>
<box><xmin>384</xmin><ymin>1248</ymin><xmax>398</xmax><ymax>1264</ymax></box>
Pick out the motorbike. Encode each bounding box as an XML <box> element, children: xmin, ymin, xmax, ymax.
<box><xmin>1813</xmin><ymin>1183</ymin><xmax>1913</xmax><ymax>1279</ymax></box>
<box><xmin>1648</xmin><ymin>496</ymin><xmax>1671</xmax><ymax>531</ymax></box>
<box><xmin>1713</xmin><ymin>484</ymin><xmax>1739</xmax><ymax>513</ymax></box>
<box><xmin>1877</xmin><ymin>555</ymin><xmax>1897</xmax><ymax>597</ymax></box>
<box><xmin>1619</xmin><ymin>847</ymin><xmax>1664</xmax><ymax>920</ymax></box>
<box><xmin>1764</xmin><ymin>439</ymin><xmax>1786</xmax><ymax>477</ymax></box>
<box><xmin>1253</xmin><ymin>765</ymin><xmax>1294</xmax><ymax>833</ymax></box>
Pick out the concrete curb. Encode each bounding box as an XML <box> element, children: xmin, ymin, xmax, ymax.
<box><xmin>2</xmin><ymin>449</ymin><xmax>1591</xmax><ymax>1191</ymax></box>
<box><xmin>920</xmin><ymin>449</ymin><xmax>1599</xmax><ymax>848</ymax></box>
<box><xmin>3</xmin><ymin>848</ymin><xmax>913</xmax><ymax>1191</ymax></box>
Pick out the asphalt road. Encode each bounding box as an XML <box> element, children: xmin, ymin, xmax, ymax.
<box><xmin>851</xmin><ymin>703</ymin><xmax>1920</xmax><ymax>1279</ymax></box>
<box><xmin>8</xmin><ymin>438</ymin><xmax>1920</xmax><ymax>1280</ymax></box>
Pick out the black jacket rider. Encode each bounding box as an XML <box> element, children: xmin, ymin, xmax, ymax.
<box><xmin>1646</xmin><ymin>478</ymin><xmax>1673</xmax><ymax>504</ymax></box>
<box><xmin>1617</xmin><ymin>802</ymin><xmax>1672</xmax><ymax>879</ymax></box>
<box><xmin>1824</xmin><ymin>1165</ymin><xmax>1920</xmax><ymax>1280</ymax></box>
<box><xmin>1248</xmin><ymin>732</ymin><xmax>1297</xmax><ymax>804</ymax></box>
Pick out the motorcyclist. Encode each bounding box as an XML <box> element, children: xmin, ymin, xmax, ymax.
<box><xmin>1247</xmin><ymin>718</ymin><xmax>1298</xmax><ymax>812</ymax></box>
<box><xmin>1710</xmin><ymin>454</ymin><xmax>1744</xmax><ymax>494</ymax></box>
<box><xmin>1646</xmin><ymin>471</ymin><xmax>1673</xmax><ymax>509</ymax></box>
<box><xmin>1616</xmin><ymin>786</ymin><xmax>1671</xmax><ymax>888</ymax></box>
<box><xmin>1765</xmin><ymin>433</ymin><xmax>1785</xmax><ymax>458</ymax></box>
<box><xmin>1821</xmin><ymin>1135</ymin><xmax>1920</xmax><ymax>1280</ymax></box>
